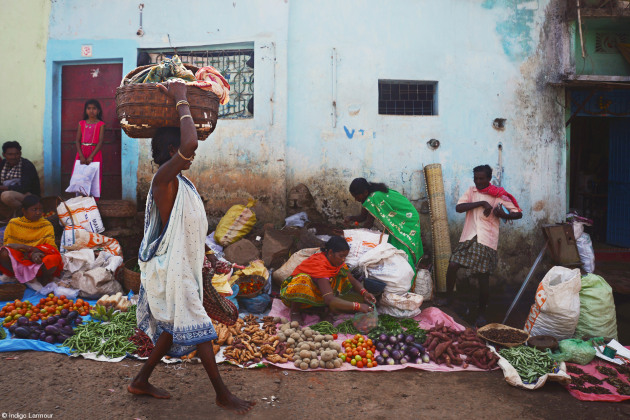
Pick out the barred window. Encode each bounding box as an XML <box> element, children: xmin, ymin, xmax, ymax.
<box><xmin>378</xmin><ymin>80</ymin><xmax>438</xmax><ymax>116</ymax></box>
<box><xmin>140</xmin><ymin>46</ymin><xmax>254</xmax><ymax>119</ymax></box>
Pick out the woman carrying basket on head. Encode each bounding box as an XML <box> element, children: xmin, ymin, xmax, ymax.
<box><xmin>72</xmin><ymin>99</ymin><xmax>105</xmax><ymax>199</ymax></box>
<box><xmin>128</xmin><ymin>79</ymin><xmax>253</xmax><ymax>414</ymax></box>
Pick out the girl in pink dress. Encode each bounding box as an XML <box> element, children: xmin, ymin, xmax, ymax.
<box><xmin>73</xmin><ymin>99</ymin><xmax>105</xmax><ymax>199</ymax></box>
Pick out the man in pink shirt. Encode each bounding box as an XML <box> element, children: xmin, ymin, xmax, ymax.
<box><xmin>440</xmin><ymin>165</ymin><xmax>522</xmax><ymax>327</ymax></box>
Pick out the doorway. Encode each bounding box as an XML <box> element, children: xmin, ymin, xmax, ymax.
<box><xmin>569</xmin><ymin>115</ymin><xmax>630</xmax><ymax>247</ymax></box>
<box><xmin>60</xmin><ymin>63</ymin><xmax>122</xmax><ymax>199</ymax></box>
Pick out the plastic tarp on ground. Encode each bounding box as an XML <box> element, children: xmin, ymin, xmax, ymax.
<box><xmin>264</xmin><ymin>298</ymin><xmax>494</xmax><ymax>373</ymax></box>
<box><xmin>0</xmin><ymin>288</ymin><xmax>99</xmax><ymax>355</ymax></box>
<box><xmin>563</xmin><ymin>351</ymin><xmax>630</xmax><ymax>403</ymax></box>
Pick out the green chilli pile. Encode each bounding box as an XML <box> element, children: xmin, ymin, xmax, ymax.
<box><xmin>63</xmin><ymin>306</ymin><xmax>138</xmax><ymax>358</ymax></box>
<box><xmin>499</xmin><ymin>345</ymin><xmax>555</xmax><ymax>383</ymax></box>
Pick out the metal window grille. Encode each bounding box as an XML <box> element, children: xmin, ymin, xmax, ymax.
<box><xmin>378</xmin><ymin>80</ymin><xmax>437</xmax><ymax>116</ymax></box>
<box><xmin>143</xmin><ymin>48</ymin><xmax>254</xmax><ymax>119</ymax></box>
<box><xmin>595</xmin><ymin>33</ymin><xmax>629</xmax><ymax>54</ymax></box>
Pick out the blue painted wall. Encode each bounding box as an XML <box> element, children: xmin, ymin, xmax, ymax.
<box><xmin>42</xmin><ymin>0</ymin><xmax>569</xmax><ymax>282</ymax></box>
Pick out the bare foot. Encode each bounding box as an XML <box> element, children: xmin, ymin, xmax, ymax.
<box><xmin>216</xmin><ymin>393</ymin><xmax>255</xmax><ymax>415</ymax></box>
<box><xmin>127</xmin><ymin>382</ymin><xmax>171</xmax><ymax>399</ymax></box>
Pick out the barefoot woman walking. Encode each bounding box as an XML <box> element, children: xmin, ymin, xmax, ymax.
<box><xmin>128</xmin><ymin>80</ymin><xmax>254</xmax><ymax>414</ymax></box>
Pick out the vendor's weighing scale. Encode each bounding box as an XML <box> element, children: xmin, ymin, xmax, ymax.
<box><xmin>502</xmin><ymin>224</ymin><xmax>582</xmax><ymax>324</ymax></box>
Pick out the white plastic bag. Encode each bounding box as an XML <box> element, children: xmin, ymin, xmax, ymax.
<box><xmin>57</xmin><ymin>195</ymin><xmax>104</xmax><ymax>233</ymax></box>
<box><xmin>358</xmin><ymin>243</ymin><xmax>414</xmax><ymax>294</ymax></box>
<box><xmin>378</xmin><ymin>292</ymin><xmax>423</xmax><ymax>318</ymax></box>
<box><xmin>489</xmin><ymin>345</ymin><xmax>571</xmax><ymax>390</ymax></box>
<box><xmin>524</xmin><ymin>266</ymin><xmax>582</xmax><ymax>340</ymax></box>
<box><xmin>66</xmin><ymin>161</ymin><xmax>100</xmax><ymax>196</ymax></box>
<box><xmin>39</xmin><ymin>282</ymin><xmax>80</xmax><ymax>300</ymax></box>
<box><xmin>576</xmin><ymin>233</ymin><xmax>595</xmax><ymax>273</ymax></box>
<box><xmin>284</xmin><ymin>212</ymin><xmax>309</xmax><ymax>228</ymax></box>
<box><xmin>414</xmin><ymin>269</ymin><xmax>433</xmax><ymax>301</ymax></box>
<box><xmin>344</xmin><ymin>228</ymin><xmax>389</xmax><ymax>269</ymax></box>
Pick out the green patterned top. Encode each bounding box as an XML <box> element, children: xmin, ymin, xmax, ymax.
<box><xmin>363</xmin><ymin>189</ymin><xmax>423</xmax><ymax>271</ymax></box>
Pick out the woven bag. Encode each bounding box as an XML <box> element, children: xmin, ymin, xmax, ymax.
<box><xmin>202</xmin><ymin>257</ymin><xmax>239</xmax><ymax>326</ymax></box>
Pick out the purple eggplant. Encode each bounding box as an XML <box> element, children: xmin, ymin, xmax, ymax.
<box><xmin>396</xmin><ymin>333</ymin><xmax>405</xmax><ymax>342</ymax></box>
<box><xmin>408</xmin><ymin>346</ymin><xmax>420</xmax><ymax>358</ymax></box>
<box><xmin>385</xmin><ymin>344</ymin><xmax>393</xmax><ymax>352</ymax></box>
<box><xmin>375</xmin><ymin>355</ymin><xmax>385</xmax><ymax>365</ymax></box>
<box><xmin>8</xmin><ymin>323</ymin><xmax>18</xmax><ymax>334</ymax></box>
<box><xmin>44</xmin><ymin>325</ymin><xmax>59</xmax><ymax>335</ymax></box>
<box><xmin>386</xmin><ymin>357</ymin><xmax>396</xmax><ymax>365</ymax></box>
<box><xmin>400</xmin><ymin>355</ymin><xmax>410</xmax><ymax>364</ymax></box>
<box><xmin>389</xmin><ymin>335</ymin><xmax>398</xmax><ymax>345</ymax></box>
<box><xmin>380</xmin><ymin>349</ymin><xmax>390</xmax><ymax>359</ymax></box>
<box><xmin>39</xmin><ymin>332</ymin><xmax>47</xmax><ymax>341</ymax></box>
<box><xmin>56</xmin><ymin>333</ymin><xmax>69</xmax><ymax>343</ymax></box>
<box><xmin>17</xmin><ymin>317</ymin><xmax>29</xmax><ymax>326</ymax></box>
<box><xmin>391</xmin><ymin>349</ymin><xmax>402</xmax><ymax>360</ymax></box>
<box><xmin>376</xmin><ymin>342</ymin><xmax>385</xmax><ymax>351</ymax></box>
<box><xmin>60</xmin><ymin>309</ymin><xmax>69</xmax><ymax>318</ymax></box>
<box><xmin>405</xmin><ymin>335</ymin><xmax>416</xmax><ymax>344</ymax></box>
<box><xmin>44</xmin><ymin>335</ymin><xmax>55</xmax><ymax>344</ymax></box>
<box><xmin>400</xmin><ymin>344</ymin><xmax>408</xmax><ymax>354</ymax></box>
<box><xmin>379</xmin><ymin>334</ymin><xmax>388</xmax><ymax>343</ymax></box>
<box><xmin>14</xmin><ymin>327</ymin><xmax>31</xmax><ymax>338</ymax></box>
<box><xmin>61</xmin><ymin>326</ymin><xmax>74</xmax><ymax>336</ymax></box>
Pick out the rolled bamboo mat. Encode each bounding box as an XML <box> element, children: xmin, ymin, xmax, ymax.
<box><xmin>424</xmin><ymin>164</ymin><xmax>451</xmax><ymax>292</ymax></box>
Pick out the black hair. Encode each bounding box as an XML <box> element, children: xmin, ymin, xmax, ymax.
<box><xmin>2</xmin><ymin>141</ymin><xmax>21</xmax><ymax>154</ymax></box>
<box><xmin>151</xmin><ymin>127</ymin><xmax>181</xmax><ymax>166</ymax></box>
<box><xmin>83</xmin><ymin>99</ymin><xmax>103</xmax><ymax>121</ymax></box>
<box><xmin>22</xmin><ymin>195</ymin><xmax>41</xmax><ymax>210</ymax></box>
<box><xmin>349</xmin><ymin>178</ymin><xmax>389</xmax><ymax>196</ymax></box>
<box><xmin>473</xmin><ymin>165</ymin><xmax>492</xmax><ymax>179</ymax></box>
<box><xmin>321</xmin><ymin>235</ymin><xmax>350</xmax><ymax>253</ymax></box>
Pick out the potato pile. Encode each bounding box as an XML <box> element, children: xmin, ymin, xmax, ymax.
<box><xmin>216</xmin><ymin>315</ymin><xmax>294</xmax><ymax>366</ymax></box>
<box><xmin>277</xmin><ymin>321</ymin><xmax>344</xmax><ymax>370</ymax></box>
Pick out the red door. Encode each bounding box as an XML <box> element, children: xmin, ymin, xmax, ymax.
<box><xmin>61</xmin><ymin>64</ymin><xmax>122</xmax><ymax>199</ymax></box>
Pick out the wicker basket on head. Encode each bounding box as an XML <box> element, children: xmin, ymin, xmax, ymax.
<box><xmin>122</xmin><ymin>258</ymin><xmax>141</xmax><ymax>294</ymax></box>
<box><xmin>115</xmin><ymin>64</ymin><xmax>220</xmax><ymax>140</ymax></box>
<box><xmin>0</xmin><ymin>282</ymin><xmax>26</xmax><ymax>301</ymax></box>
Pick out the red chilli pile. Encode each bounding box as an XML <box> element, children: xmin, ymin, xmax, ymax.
<box><xmin>424</xmin><ymin>322</ymin><xmax>499</xmax><ymax>370</ymax></box>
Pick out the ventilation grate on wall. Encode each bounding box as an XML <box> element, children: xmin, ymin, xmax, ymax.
<box><xmin>142</xmin><ymin>48</ymin><xmax>254</xmax><ymax>119</ymax></box>
<box><xmin>378</xmin><ymin>80</ymin><xmax>437</xmax><ymax>116</ymax></box>
<box><xmin>595</xmin><ymin>32</ymin><xmax>629</xmax><ymax>54</ymax></box>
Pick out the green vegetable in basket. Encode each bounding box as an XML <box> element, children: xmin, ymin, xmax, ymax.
<box><xmin>498</xmin><ymin>345</ymin><xmax>555</xmax><ymax>384</ymax></box>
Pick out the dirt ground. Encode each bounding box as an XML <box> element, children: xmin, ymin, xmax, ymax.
<box><xmin>0</xmin><ymin>348</ymin><xmax>627</xmax><ymax>420</ymax></box>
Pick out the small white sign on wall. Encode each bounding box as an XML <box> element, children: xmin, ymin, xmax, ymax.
<box><xmin>81</xmin><ymin>45</ymin><xmax>93</xmax><ymax>57</ymax></box>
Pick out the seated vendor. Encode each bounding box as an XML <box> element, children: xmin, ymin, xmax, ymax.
<box><xmin>0</xmin><ymin>195</ymin><xmax>62</xmax><ymax>286</ymax></box>
<box><xmin>280</xmin><ymin>236</ymin><xmax>376</xmax><ymax>323</ymax></box>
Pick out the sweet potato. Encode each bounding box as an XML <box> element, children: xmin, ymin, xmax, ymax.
<box><xmin>434</xmin><ymin>340</ymin><xmax>452</xmax><ymax>359</ymax></box>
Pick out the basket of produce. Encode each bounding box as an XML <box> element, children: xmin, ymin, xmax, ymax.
<box><xmin>236</xmin><ymin>275</ymin><xmax>266</xmax><ymax>299</ymax></box>
<box><xmin>0</xmin><ymin>282</ymin><xmax>26</xmax><ymax>301</ymax></box>
<box><xmin>115</xmin><ymin>58</ymin><xmax>223</xmax><ymax>140</ymax></box>
<box><xmin>122</xmin><ymin>258</ymin><xmax>141</xmax><ymax>294</ymax></box>
<box><xmin>477</xmin><ymin>323</ymin><xmax>529</xmax><ymax>348</ymax></box>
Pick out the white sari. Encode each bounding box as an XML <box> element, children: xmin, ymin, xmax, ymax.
<box><xmin>136</xmin><ymin>174</ymin><xmax>217</xmax><ymax>357</ymax></box>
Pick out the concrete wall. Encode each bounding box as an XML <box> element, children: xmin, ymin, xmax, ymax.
<box><xmin>0</xmin><ymin>0</ymin><xmax>51</xmax><ymax>188</ymax></box>
<box><xmin>574</xmin><ymin>18</ymin><xmax>630</xmax><ymax>76</ymax></box>
<box><xmin>285</xmin><ymin>0</ymin><xmax>568</xmax><ymax>284</ymax></box>
<box><xmin>41</xmin><ymin>0</ymin><xmax>569</xmax><ymax>285</ymax></box>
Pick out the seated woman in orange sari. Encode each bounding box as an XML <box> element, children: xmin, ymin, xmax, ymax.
<box><xmin>0</xmin><ymin>195</ymin><xmax>62</xmax><ymax>285</ymax></box>
<box><xmin>280</xmin><ymin>236</ymin><xmax>376</xmax><ymax>323</ymax></box>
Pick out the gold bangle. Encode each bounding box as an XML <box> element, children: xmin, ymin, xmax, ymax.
<box><xmin>322</xmin><ymin>292</ymin><xmax>332</xmax><ymax>298</ymax></box>
<box><xmin>176</xmin><ymin>100</ymin><xmax>190</xmax><ymax>110</ymax></box>
<box><xmin>180</xmin><ymin>114</ymin><xmax>193</xmax><ymax>122</ymax></box>
<box><xmin>205</xmin><ymin>250</ymin><xmax>214</xmax><ymax>255</ymax></box>
<box><xmin>177</xmin><ymin>149</ymin><xmax>194</xmax><ymax>161</ymax></box>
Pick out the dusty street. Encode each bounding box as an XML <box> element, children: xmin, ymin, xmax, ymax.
<box><xmin>1</xmin><ymin>351</ymin><xmax>627</xmax><ymax>420</ymax></box>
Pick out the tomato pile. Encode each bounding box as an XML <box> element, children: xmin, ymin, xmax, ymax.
<box><xmin>1</xmin><ymin>294</ymin><xmax>91</xmax><ymax>328</ymax></box>
<box><xmin>339</xmin><ymin>334</ymin><xmax>378</xmax><ymax>368</ymax></box>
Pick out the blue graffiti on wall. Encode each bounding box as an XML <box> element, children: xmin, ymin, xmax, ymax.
<box><xmin>343</xmin><ymin>126</ymin><xmax>376</xmax><ymax>139</ymax></box>
<box><xmin>482</xmin><ymin>0</ymin><xmax>537</xmax><ymax>61</ymax></box>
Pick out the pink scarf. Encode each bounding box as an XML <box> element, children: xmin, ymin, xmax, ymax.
<box><xmin>478</xmin><ymin>185</ymin><xmax>522</xmax><ymax>212</ymax></box>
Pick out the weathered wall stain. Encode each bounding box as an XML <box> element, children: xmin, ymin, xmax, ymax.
<box><xmin>482</xmin><ymin>0</ymin><xmax>539</xmax><ymax>61</ymax></box>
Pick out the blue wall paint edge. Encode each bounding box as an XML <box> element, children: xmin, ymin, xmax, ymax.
<box><xmin>43</xmin><ymin>39</ymin><xmax>139</xmax><ymax>201</ymax></box>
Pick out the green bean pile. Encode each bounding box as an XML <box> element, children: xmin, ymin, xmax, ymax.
<box><xmin>499</xmin><ymin>345</ymin><xmax>555</xmax><ymax>383</ymax></box>
<box><xmin>63</xmin><ymin>306</ymin><xmax>138</xmax><ymax>358</ymax></box>
<box><xmin>337</xmin><ymin>319</ymin><xmax>359</xmax><ymax>335</ymax></box>
<box><xmin>310</xmin><ymin>321</ymin><xmax>338</xmax><ymax>335</ymax></box>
